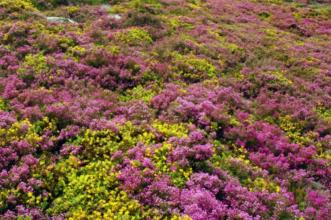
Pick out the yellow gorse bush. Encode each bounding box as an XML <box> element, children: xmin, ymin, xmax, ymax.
<box><xmin>0</xmin><ymin>119</ymin><xmax>42</xmax><ymax>146</ymax></box>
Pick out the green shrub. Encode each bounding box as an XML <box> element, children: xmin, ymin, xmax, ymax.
<box><xmin>0</xmin><ymin>0</ymin><xmax>39</xmax><ymax>20</ymax></box>
<box><xmin>114</xmin><ymin>27</ymin><xmax>153</xmax><ymax>46</ymax></box>
<box><xmin>48</xmin><ymin>159</ymin><xmax>144</xmax><ymax>219</ymax></box>
<box><xmin>173</xmin><ymin>53</ymin><xmax>217</xmax><ymax>82</ymax></box>
<box><xmin>119</xmin><ymin>85</ymin><xmax>156</xmax><ymax>103</ymax></box>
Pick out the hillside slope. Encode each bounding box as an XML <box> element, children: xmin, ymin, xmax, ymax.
<box><xmin>0</xmin><ymin>0</ymin><xmax>330</xmax><ymax>219</ymax></box>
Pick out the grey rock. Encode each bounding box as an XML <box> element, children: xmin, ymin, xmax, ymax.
<box><xmin>101</xmin><ymin>4</ymin><xmax>122</xmax><ymax>20</ymax></box>
<box><xmin>46</xmin><ymin>17</ymin><xmax>77</xmax><ymax>24</ymax></box>
<box><xmin>109</xmin><ymin>14</ymin><xmax>122</xmax><ymax>20</ymax></box>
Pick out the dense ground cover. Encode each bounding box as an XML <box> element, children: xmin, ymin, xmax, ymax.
<box><xmin>0</xmin><ymin>0</ymin><xmax>330</xmax><ymax>219</ymax></box>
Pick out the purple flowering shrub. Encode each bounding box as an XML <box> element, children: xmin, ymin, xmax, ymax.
<box><xmin>0</xmin><ymin>0</ymin><xmax>330</xmax><ymax>219</ymax></box>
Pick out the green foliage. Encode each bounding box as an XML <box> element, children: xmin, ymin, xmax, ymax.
<box><xmin>278</xmin><ymin>115</ymin><xmax>315</xmax><ymax>146</ymax></box>
<box><xmin>152</xmin><ymin>120</ymin><xmax>188</xmax><ymax>138</ymax></box>
<box><xmin>76</xmin><ymin>122</ymin><xmax>155</xmax><ymax>160</ymax></box>
<box><xmin>173</xmin><ymin>53</ymin><xmax>217</xmax><ymax>82</ymax></box>
<box><xmin>316</xmin><ymin>107</ymin><xmax>331</xmax><ymax>123</ymax></box>
<box><xmin>66</xmin><ymin>45</ymin><xmax>87</xmax><ymax>61</ymax></box>
<box><xmin>19</xmin><ymin>53</ymin><xmax>49</xmax><ymax>75</ymax></box>
<box><xmin>212</xmin><ymin>145</ymin><xmax>280</xmax><ymax>193</ymax></box>
<box><xmin>32</xmin><ymin>117</ymin><xmax>58</xmax><ymax>135</ymax></box>
<box><xmin>258</xmin><ymin>11</ymin><xmax>271</xmax><ymax>20</ymax></box>
<box><xmin>212</xmin><ymin>146</ymin><xmax>249</xmax><ymax>181</ymax></box>
<box><xmin>268</xmin><ymin>70</ymin><xmax>292</xmax><ymax>86</ymax></box>
<box><xmin>306</xmin><ymin>3</ymin><xmax>331</xmax><ymax>18</ymax></box>
<box><xmin>119</xmin><ymin>85</ymin><xmax>156</xmax><ymax>103</ymax></box>
<box><xmin>0</xmin><ymin>98</ymin><xmax>8</xmax><ymax>111</ymax></box>
<box><xmin>77</xmin><ymin>121</ymin><xmax>188</xmax><ymax>161</ymax></box>
<box><xmin>152</xmin><ymin>121</ymin><xmax>192</xmax><ymax>186</ymax></box>
<box><xmin>130</xmin><ymin>0</ymin><xmax>162</xmax><ymax>13</ymax></box>
<box><xmin>78</xmin><ymin>129</ymin><xmax>119</xmax><ymax>160</ymax></box>
<box><xmin>0</xmin><ymin>189</ymin><xmax>11</xmax><ymax>212</ymax></box>
<box><xmin>0</xmin><ymin>0</ymin><xmax>37</xmax><ymax>19</ymax></box>
<box><xmin>114</xmin><ymin>27</ymin><xmax>153</xmax><ymax>46</ymax></box>
<box><xmin>255</xmin><ymin>0</ymin><xmax>284</xmax><ymax>4</ymax></box>
<box><xmin>0</xmin><ymin>119</ymin><xmax>42</xmax><ymax>146</ymax></box>
<box><xmin>48</xmin><ymin>158</ymin><xmax>144</xmax><ymax>219</ymax></box>
<box><xmin>71</xmin><ymin>0</ymin><xmax>108</xmax><ymax>5</ymax></box>
<box><xmin>17</xmin><ymin>216</ymin><xmax>33</xmax><ymax>220</ymax></box>
<box><xmin>45</xmin><ymin>120</ymin><xmax>193</xmax><ymax>216</ymax></box>
<box><xmin>152</xmin><ymin>142</ymin><xmax>192</xmax><ymax>187</ymax></box>
<box><xmin>31</xmin><ymin>0</ymin><xmax>109</xmax><ymax>9</ymax></box>
<box><xmin>250</xmin><ymin>177</ymin><xmax>280</xmax><ymax>193</ymax></box>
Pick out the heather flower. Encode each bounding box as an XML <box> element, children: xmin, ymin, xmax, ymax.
<box><xmin>181</xmin><ymin>188</ymin><xmax>228</xmax><ymax>220</ymax></box>
<box><xmin>138</xmin><ymin>177</ymin><xmax>181</xmax><ymax>213</ymax></box>
<box><xmin>191</xmin><ymin>144</ymin><xmax>213</xmax><ymax>160</ymax></box>
<box><xmin>0</xmin><ymin>0</ymin><xmax>330</xmax><ymax>218</ymax></box>
<box><xmin>118</xmin><ymin>166</ymin><xmax>147</xmax><ymax>192</ymax></box>
<box><xmin>0</xmin><ymin>111</ymin><xmax>16</xmax><ymax>128</ymax></box>
<box><xmin>152</xmin><ymin>84</ymin><xmax>182</xmax><ymax>110</ymax></box>
<box><xmin>186</xmin><ymin>173</ymin><xmax>224</xmax><ymax>195</ymax></box>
